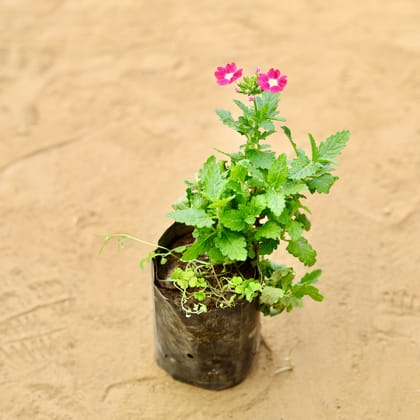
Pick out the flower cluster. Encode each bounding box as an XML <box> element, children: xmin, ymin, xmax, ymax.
<box><xmin>214</xmin><ymin>62</ymin><xmax>287</xmax><ymax>95</ymax></box>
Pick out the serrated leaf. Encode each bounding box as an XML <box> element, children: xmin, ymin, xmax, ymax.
<box><xmin>167</xmin><ymin>208</ymin><xmax>213</xmax><ymax>228</ymax></box>
<box><xmin>220</xmin><ymin>209</ymin><xmax>246</xmax><ymax>231</ymax></box>
<box><xmin>286</xmin><ymin>237</ymin><xmax>317</xmax><ymax>266</ymax></box>
<box><xmin>207</xmin><ymin>245</ymin><xmax>225</xmax><ymax>264</ymax></box>
<box><xmin>245</xmin><ymin>149</ymin><xmax>275</xmax><ymax>169</ymax></box>
<box><xmin>307</xmin><ymin>174</ymin><xmax>338</xmax><ymax>193</ymax></box>
<box><xmin>276</xmin><ymin>206</ymin><xmax>290</xmax><ymax>225</ymax></box>
<box><xmin>224</xmin><ymin>180</ymin><xmax>242</xmax><ymax>195</ymax></box>
<box><xmin>233</xmin><ymin>99</ymin><xmax>250</xmax><ymax>114</ymax></box>
<box><xmin>293</xmin><ymin>284</ymin><xmax>323</xmax><ymax>301</ymax></box>
<box><xmin>171</xmin><ymin>194</ymin><xmax>189</xmax><ymax>210</ymax></box>
<box><xmin>265</xmin><ymin>190</ymin><xmax>286</xmax><ymax>216</ymax></box>
<box><xmin>190</xmin><ymin>195</ymin><xmax>208</xmax><ymax>210</ymax></box>
<box><xmin>230</xmin><ymin>164</ymin><xmax>248</xmax><ymax>182</ymax></box>
<box><xmin>193</xmin><ymin>291</ymin><xmax>206</xmax><ymax>301</ymax></box>
<box><xmin>199</xmin><ymin>156</ymin><xmax>224</xmax><ymax>200</ymax></box>
<box><xmin>255</xmin><ymin>221</ymin><xmax>282</xmax><ymax>240</ymax></box>
<box><xmin>282</xmin><ymin>182</ymin><xmax>308</xmax><ymax>195</ymax></box>
<box><xmin>267</xmin><ymin>153</ymin><xmax>288</xmax><ymax>189</ymax></box>
<box><xmin>181</xmin><ymin>236</ymin><xmax>210</xmax><ymax>261</ymax></box>
<box><xmin>244</xmin><ymin>281</ymin><xmax>262</xmax><ymax>302</ymax></box>
<box><xmin>277</xmin><ymin>270</ymin><xmax>295</xmax><ymax>290</ymax></box>
<box><xmin>260</xmin><ymin>120</ymin><xmax>275</xmax><ymax>131</ymax></box>
<box><xmin>258</xmin><ymin>238</ymin><xmax>280</xmax><ymax>255</ymax></box>
<box><xmin>289</xmin><ymin>151</ymin><xmax>317</xmax><ymax>180</ymax></box>
<box><xmin>286</xmin><ymin>220</ymin><xmax>303</xmax><ymax>241</ymax></box>
<box><xmin>300</xmin><ymin>269</ymin><xmax>322</xmax><ymax>285</ymax></box>
<box><xmin>250</xmin><ymin>194</ymin><xmax>267</xmax><ymax>213</ymax></box>
<box><xmin>295</xmin><ymin>213</ymin><xmax>311</xmax><ymax>231</ymax></box>
<box><xmin>215</xmin><ymin>108</ymin><xmax>236</xmax><ymax>129</ymax></box>
<box><xmin>214</xmin><ymin>231</ymin><xmax>247</xmax><ymax>261</ymax></box>
<box><xmin>260</xmin><ymin>286</ymin><xmax>285</xmax><ymax>305</ymax></box>
<box><xmin>318</xmin><ymin>130</ymin><xmax>350</xmax><ymax>163</ymax></box>
<box><xmin>208</xmin><ymin>195</ymin><xmax>235</xmax><ymax>209</ymax></box>
<box><xmin>255</xmin><ymin>91</ymin><xmax>280</xmax><ymax>118</ymax></box>
<box><xmin>239</xmin><ymin>159</ymin><xmax>265</xmax><ymax>187</ymax></box>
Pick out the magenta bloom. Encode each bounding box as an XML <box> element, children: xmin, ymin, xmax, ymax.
<box><xmin>258</xmin><ymin>68</ymin><xmax>287</xmax><ymax>93</ymax></box>
<box><xmin>214</xmin><ymin>62</ymin><xmax>243</xmax><ymax>86</ymax></box>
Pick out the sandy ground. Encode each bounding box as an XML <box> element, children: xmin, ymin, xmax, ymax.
<box><xmin>1</xmin><ymin>1</ymin><xmax>419</xmax><ymax>419</ymax></box>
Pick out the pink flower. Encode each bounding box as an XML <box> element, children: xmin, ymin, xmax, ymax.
<box><xmin>214</xmin><ymin>62</ymin><xmax>243</xmax><ymax>86</ymax></box>
<box><xmin>257</xmin><ymin>68</ymin><xmax>287</xmax><ymax>93</ymax></box>
<box><xmin>248</xmin><ymin>95</ymin><xmax>255</xmax><ymax>101</ymax></box>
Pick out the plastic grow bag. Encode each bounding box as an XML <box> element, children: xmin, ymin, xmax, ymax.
<box><xmin>152</xmin><ymin>222</ymin><xmax>261</xmax><ymax>390</ymax></box>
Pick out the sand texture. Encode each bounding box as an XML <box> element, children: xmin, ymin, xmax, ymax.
<box><xmin>1</xmin><ymin>1</ymin><xmax>420</xmax><ymax>419</ymax></box>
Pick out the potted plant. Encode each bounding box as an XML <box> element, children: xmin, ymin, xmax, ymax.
<box><xmin>102</xmin><ymin>62</ymin><xmax>349</xmax><ymax>390</ymax></box>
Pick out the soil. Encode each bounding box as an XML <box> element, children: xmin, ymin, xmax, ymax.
<box><xmin>1</xmin><ymin>1</ymin><xmax>420</xmax><ymax>419</ymax></box>
<box><xmin>154</xmin><ymin>222</ymin><xmax>257</xmax><ymax>309</ymax></box>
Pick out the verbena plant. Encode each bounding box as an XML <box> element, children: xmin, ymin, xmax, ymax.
<box><xmin>103</xmin><ymin>63</ymin><xmax>349</xmax><ymax>317</ymax></box>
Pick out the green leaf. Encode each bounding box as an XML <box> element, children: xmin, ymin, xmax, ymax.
<box><xmin>224</xmin><ymin>180</ymin><xmax>242</xmax><ymax>196</ymax></box>
<box><xmin>275</xmin><ymin>207</ymin><xmax>290</xmax><ymax>225</ymax></box>
<box><xmin>300</xmin><ymin>269</ymin><xmax>322</xmax><ymax>284</ymax></box>
<box><xmin>281</xmin><ymin>125</ymin><xmax>298</xmax><ymax>153</ymax></box>
<box><xmin>215</xmin><ymin>109</ymin><xmax>236</xmax><ymax>129</ymax></box>
<box><xmin>199</xmin><ymin>156</ymin><xmax>224</xmax><ymax>200</ymax></box>
<box><xmin>230</xmin><ymin>164</ymin><xmax>248</xmax><ymax>182</ymax></box>
<box><xmin>245</xmin><ymin>149</ymin><xmax>275</xmax><ymax>169</ymax></box>
<box><xmin>244</xmin><ymin>280</ymin><xmax>262</xmax><ymax>302</ymax></box>
<box><xmin>233</xmin><ymin>99</ymin><xmax>250</xmax><ymax>114</ymax></box>
<box><xmin>286</xmin><ymin>220</ymin><xmax>303</xmax><ymax>241</ymax></box>
<box><xmin>240</xmin><ymin>194</ymin><xmax>267</xmax><ymax>225</ymax></box>
<box><xmin>265</xmin><ymin>191</ymin><xmax>286</xmax><ymax>216</ymax></box>
<box><xmin>255</xmin><ymin>221</ymin><xmax>282</xmax><ymax>240</ymax></box>
<box><xmin>214</xmin><ymin>231</ymin><xmax>247</xmax><ymax>261</ymax></box>
<box><xmin>295</xmin><ymin>213</ymin><xmax>311</xmax><ymax>231</ymax></box>
<box><xmin>255</xmin><ymin>91</ymin><xmax>280</xmax><ymax>119</ymax></box>
<box><xmin>281</xmin><ymin>125</ymin><xmax>292</xmax><ymax>141</ymax></box>
<box><xmin>239</xmin><ymin>160</ymin><xmax>265</xmax><ymax>187</ymax></box>
<box><xmin>259</xmin><ymin>120</ymin><xmax>275</xmax><ymax>131</ymax></box>
<box><xmin>308</xmin><ymin>133</ymin><xmax>319</xmax><ymax>161</ymax></box>
<box><xmin>258</xmin><ymin>238</ymin><xmax>280</xmax><ymax>255</ymax></box>
<box><xmin>286</xmin><ymin>237</ymin><xmax>317</xmax><ymax>266</ymax></box>
<box><xmin>208</xmin><ymin>195</ymin><xmax>235</xmax><ymax>209</ymax></box>
<box><xmin>318</xmin><ymin>130</ymin><xmax>350</xmax><ymax>163</ymax></box>
<box><xmin>170</xmin><ymin>267</ymin><xmax>194</xmax><ymax>289</ymax></box>
<box><xmin>182</xmin><ymin>235</ymin><xmax>211</xmax><ymax>261</ymax></box>
<box><xmin>289</xmin><ymin>150</ymin><xmax>317</xmax><ymax>180</ymax></box>
<box><xmin>193</xmin><ymin>291</ymin><xmax>206</xmax><ymax>301</ymax></box>
<box><xmin>220</xmin><ymin>209</ymin><xmax>246</xmax><ymax>232</ymax></box>
<box><xmin>229</xmin><ymin>276</ymin><xmax>243</xmax><ymax>287</ymax></box>
<box><xmin>282</xmin><ymin>182</ymin><xmax>307</xmax><ymax>195</ymax></box>
<box><xmin>260</xmin><ymin>286</ymin><xmax>285</xmax><ymax>305</ymax></box>
<box><xmin>250</xmin><ymin>194</ymin><xmax>267</xmax><ymax>213</ymax></box>
<box><xmin>267</xmin><ymin>153</ymin><xmax>288</xmax><ymax>189</ymax></box>
<box><xmin>307</xmin><ymin>174</ymin><xmax>338</xmax><ymax>193</ymax></box>
<box><xmin>172</xmin><ymin>194</ymin><xmax>189</xmax><ymax>210</ymax></box>
<box><xmin>190</xmin><ymin>195</ymin><xmax>208</xmax><ymax>210</ymax></box>
<box><xmin>167</xmin><ymin>208</ymin><xmax>213</xmax><ymax>228</ymax></box>
<box><xmin>207</xmin><ymin>245</ymin><xmax>225</xmax><ymax>264</ymax></box>
<box><xmin>172</xmin><ymin>245</ymin><xmax>187</xmax><ymax>253</ymax></box>
<box><xmin>293</xmin><ymin>284</ymin><xmax>324</xmax><ymax>301</ymax></box>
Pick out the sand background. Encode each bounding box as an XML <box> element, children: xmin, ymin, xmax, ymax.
<box><xmin>1</xmin><ymin>1</ymin><xmax>419</xmax><ymax>419</ymax></box>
